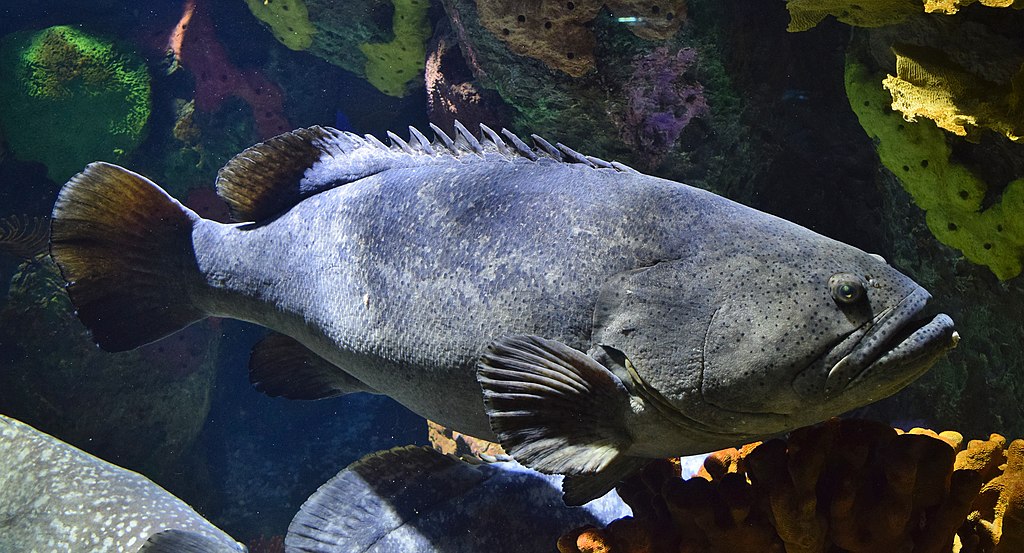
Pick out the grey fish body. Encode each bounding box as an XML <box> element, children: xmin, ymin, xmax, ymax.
<box><xmin>0</xmin><ymin>415</ymin><xmax>244</xmax><ymax>553</ymax></box>
<box><xmin>50</xmin><ymin>124</ymin><xmax>958</xmax><ymax>503</ymax></box>
<box><xmin>194</xmin><ymin>159</ymin><xmax>746</xmax><ymax>440</ymax></box>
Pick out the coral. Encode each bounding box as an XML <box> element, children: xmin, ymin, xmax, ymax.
<box><xmin>168</xmin><ymin>0</ymin><xmax>291</xmax><ymax>138</ymax></box>
<box><xmin>785</xmin><ymin>0</ymin><xmax>1024</xmax><ymax>31</ymax></box>
<box><xmin>846</xmin><ymin>60</ymin><xmax>1024</xmax><ymax>280</ymax></box>
<box><xmin>620</xmin><ymin>46</ymin><xmax>709</xmax><ymax>170</ymax></box>
<box><xmin>0</xmin><ymin>25</ymin><xmax>150</xmax><ymax>182</ymax></box>
<box><xmin>559</xmin><ymin>418</ymin><xmax>1024</xmax><ymax>553</ymax></box>
<box><xmin>883</xmin><ymin>44</ymin><xmax>1024</xmax><ymax>143</ymax></box>
<box><xmin>358</xmin><ymin>0</ymin><xmax>432</xmax><ymax>97</ymax></box>
<box><xmin>245</xmin><ymin>0</ymin><xmax>315</xmax><ymax>51</ymax></box>
<box><xmin>784</xmin><ymin>0</ymin><xmax>921</xmax><ymax>32</ymax></box>
<box><xmin>476</xmin><ymin>0</ymin><xmax>687</xmax><ymax>77</ymax></box>
<box><xmin>924</xmin><ymin>0</ymin><xmax>1024</xmax><ymax>14</ymax></box>
<box><xmin>427</xmin><ymin>420</ymin><xmax>506</xmax><ymax>459</ymax></box>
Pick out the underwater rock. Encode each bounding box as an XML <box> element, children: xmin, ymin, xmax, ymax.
<box><xmin>425</xmin><ymin>25</ymin><xmax>514</xmax><ymax>133</ymax></box>
<box><xmin>559</xmin><ymin>418</ymin><xmax>1024</xmax><ymax>553</ymax></box>
<box><xmin>0</xmin><ymin>25</ymin><xmax>150</xmax><ymax>183</ymax></box>
<box><xmin>285</xmin><ymin>445</ymin><xmax>631</xmax><ymax>552</ymax></box>
<box><xmin>619</xmin><ymin>46</ymin><xmax>709</xmax><ymax>171</ymax></box>
<box><xmin>168</xmin><ymin>0</ymin><xmax>291</xmax><ymax>139</ymax></box>
<box><xmin>474</xmin><ymin>0</ymin><xmax>686</xmax><ymax>77</ymax></box>
<box><xmin>0</xmin><ymin>257</ymin><xmax>220</xmax><ymax>481</ymax></box>
<box><xmin>0</xmin><ymin>414</ymin><xmax>244</xmax><ymax>552</ymax></box>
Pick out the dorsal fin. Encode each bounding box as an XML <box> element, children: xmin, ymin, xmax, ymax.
<box><xmin>215</xmin><ymin>122</ymin><xmax>629</xmax><ymax>223</ymax></box>
<box><xmin>215</xmin><ymin>126</ymin><xmax>348</xmax><ymax>222</ymax></box>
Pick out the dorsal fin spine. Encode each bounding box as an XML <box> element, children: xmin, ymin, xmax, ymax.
<box><xmin>430</xmin><ymin>123</ymin><xmax>457</xmax><ymax>152</ymax></box>
<box><xmin>409</xmin><ymin>126</ymin><xmax>435</xmax><ymax>155</ymax></box>
<box><xmin>387</xmin><ymin>131</ymin><xmax>415</xmax><ymax>154</ymax></box>
<box><xmin>453</xmin><ymin>120</ymin><xmax>484</xmax><ymax>154</ymax></box>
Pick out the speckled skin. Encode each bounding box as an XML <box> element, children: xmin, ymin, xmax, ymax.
<box><xmin>189</xmin><ymin>148</ymin><xmax>954</xmax><ymax>454</ymax></box>
<box><xmin>0</xmin><ymin>415</ymin><xmax>243</xmax><ymax>553</ymax></box>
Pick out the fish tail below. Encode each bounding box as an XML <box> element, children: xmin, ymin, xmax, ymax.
<box><xmin>50</xmin><ymin>162</ymin><xmax>207</xmax><ymax>352</ymax></box>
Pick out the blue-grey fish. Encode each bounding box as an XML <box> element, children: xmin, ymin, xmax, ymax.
<box><xmin>286</xmin><ymin>445</ymin><xmax>630</xmax><ymax>552</ymax></box>
<box><xmin>0</xmin><ymin>414</ymin><xmax>244</xmax><ymax>552</ymax></box>
<box><xmin>49</xmin><ymin>123</ymin><xmax>958</xmax><ymax>504</ymax></box>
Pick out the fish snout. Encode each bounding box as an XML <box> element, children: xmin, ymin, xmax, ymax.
<box><xmin>824</xmin><ymin>288</ymin><xmax>956</xmax><ymax>398</ymax></box>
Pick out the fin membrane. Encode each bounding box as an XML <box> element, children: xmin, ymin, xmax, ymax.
<box><xmin>286</xmin><ymin>445</ymin><xmax>493</xmax><ymax>552</ymax></box>
<box><xmin>50</xmin><ymin>162</ymin><xmax>204</xmax><ymax>352</ymax></box>
<box><xmin>562</xmin><ymin>455</ymin><xmax>651</xmax><ymax>506</ymax></box>
<box><xmin>249</xmin><ymin>332</ymin><xmax>376</xmax><ymax>399</ymax></box>
<box><xmin>476</xmin><ymin>334</ymin><xmax>633</xmax><ymax>477</ymax></box>
<box><xmin>139</xmin><ymin>529</ymin><xmax>243</xmax><ymax>553</ymax></box>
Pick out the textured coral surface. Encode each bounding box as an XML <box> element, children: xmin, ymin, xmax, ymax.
<box><xmin>0</xmin><ymin>25</ymin><xmax>150</xmax><ymax>182</ymax></box>
<box><xmin>558</xmin><ymin>418</ymin><xmax>1024</xmax><ymax>553</ymax></box>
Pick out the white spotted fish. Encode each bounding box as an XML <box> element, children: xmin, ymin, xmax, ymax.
<box><xmin>49</xmin><ymin>123</ymin><xmax>958</xmax><ymax>504</ymax></box>
<box><xmin>0</xmin><ymin>414</ymin><xmax>244</xmax><ymax>553</ymax></box>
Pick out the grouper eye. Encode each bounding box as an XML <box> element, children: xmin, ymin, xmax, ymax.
<box><xmin>829</xmin><ymin>273</ymin><xmax>865</xmax><ymax>304</ymax></box>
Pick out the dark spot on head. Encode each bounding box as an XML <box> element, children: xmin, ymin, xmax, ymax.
<box><xmin>544</xmin><ymin>21</ymin><xmax>552</xmax><ymax>29</ymax></box>
<box><xmin>948</xmin><ymin>223</ymin><xmax>958</xmax><ymax>231</ymax></box>
<box><xmin>502</xmin><ymin>28</ymin><xmax>510</xmax><ymax>35</ymax></box>
<box><xmin>666</xmin><ymin>12</ymin><xmax>674</xmax><ymax>20</ymax></box>
<box><xmin>517</xmin><ymin>14</ymin><xmax>525</xmax><ymax>22</ymax></box>
<box><xmin>902</xmin><ymin>165</ymin><xmax>910</xmax><ymax>172</ymax></box>
<box><xmin>651</xmin><ymin>5</ymin><xmax>660</xmax><ymax>13</ymax></box>
<box><xmin>920</xmin><ymin>159</ymin><xmax>929</xmax><ymax>168</ymax></box>
<box><xmin>997</xmin><ymin>224</ymin><xmax>1003</xmax><ymax>232</ymax></box>
<box><xmin>567</xmin><ymin>52</ymin><xmax>575</xmax><ymax>59</ymax></box>
<box><xmin>959</xmin><ymin>190</ymin><xmax>969</xmax><ymax>200</ymax></box>
<box><xmin>567</xmin><ymin>1</ymin><xmax>575</xmax><ymax>9</ymax></box>
<box><xmin>984</xmin><ymin>243</ymin><xmax>993</xmax><ymax>250</ymax></box>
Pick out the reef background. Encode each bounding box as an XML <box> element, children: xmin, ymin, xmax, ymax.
<box><xmin>1</xmin><ymin>0</ymin><xmax>1022</xmax><ymax>544</ymax></box>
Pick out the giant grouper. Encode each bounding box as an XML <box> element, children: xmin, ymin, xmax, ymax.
<box><xmin>49</xmin><ymin>122</ymin><xmax>958</xmax><ymax>506</ymax></box>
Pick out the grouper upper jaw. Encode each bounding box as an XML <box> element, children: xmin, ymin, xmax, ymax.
<box><xmin>823</xmin><ymin>288</ymin><xmax>957</xmax><ymax>398</ymax></box>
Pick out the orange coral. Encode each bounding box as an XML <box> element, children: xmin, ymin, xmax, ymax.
<box><xmin>558</xmin><ymin>419</ymin><xmax>1024</xmax><ymax>553</ymax></box>
<box><xmin>476</xmin><ymin>0</ymin><xmax>686</xmax><ymax>77</ymax></box>
<box><xmin>427</xmin><ymin>420</ymin><xmax>505</xmax><ymax>458</ymax></box>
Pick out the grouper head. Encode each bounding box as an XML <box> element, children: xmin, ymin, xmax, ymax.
<box><xmin>477</xmin><ymin>229</ymin><xmax>958</xmax><ymax>505</ymax></box>
<box><xmin>590</xmin><ymin>231</ymin><xmax>959</xmax><ymax>452</ymax></box>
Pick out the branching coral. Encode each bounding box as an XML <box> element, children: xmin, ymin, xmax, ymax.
<box><xmin>846</xmin><ymin>60</ymin><xmax>1024</xmax><ymax>280</ymax></box>
<box><xmin>359</xmin><ymin>0</ymin><xmax>432</xmax><ymax>97</ymax></box>
<box><xmin>558</xmin><ymin>419</ymin><xmax>1024</xmax><ymax>553</ymax></box>
<box><xmin>0</xmin><ymin>26</ymin><xmax>150</xmax><ymax>182</ymax></box>
<box><xmin>476</xmin><ymin>0</ymin><xmax>687</xmax><ymax>77</ymax></box>
<box><xmin>245</xmin><ymin>0</ymin><xmax>315</xmax><ymax>51</ymax></box>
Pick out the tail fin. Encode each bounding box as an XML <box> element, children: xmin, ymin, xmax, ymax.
<box><xmin>50</xmin><ymin>162</ymin><xmax>206</xmax><ymax>352</ymax></box>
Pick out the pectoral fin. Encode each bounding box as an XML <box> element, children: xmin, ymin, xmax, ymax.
<box><xmin>139</xmin><ymin>530</ymin><xmax>243</xmax><ymax>553</ymax></box>
<box><xmin>250</xmin><ymin>332</ymin><xmax>376</xmax><ymax>399</ymax></box>
<box><xmin>476</xmin><ymin>334</ymin><xmax>641</xmax><ymax>503</ymax></box>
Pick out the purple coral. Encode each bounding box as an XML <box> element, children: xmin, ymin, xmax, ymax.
<box><xmin>621</xmin><ymin>46</ymin><xmax>709</xmax><ymax>167</ymax></box>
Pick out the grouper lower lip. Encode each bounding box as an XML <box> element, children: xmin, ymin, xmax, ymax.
<box><xmin>824</xmin><ymin>288</ymin><xmax>957</xmax><ymax>397</ymax></box>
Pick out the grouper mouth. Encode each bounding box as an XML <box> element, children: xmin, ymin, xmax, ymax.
<box><xmin>822</xmin><ymin>288</ymin><xmax>958</xmax><ymax>398</ymax></box>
